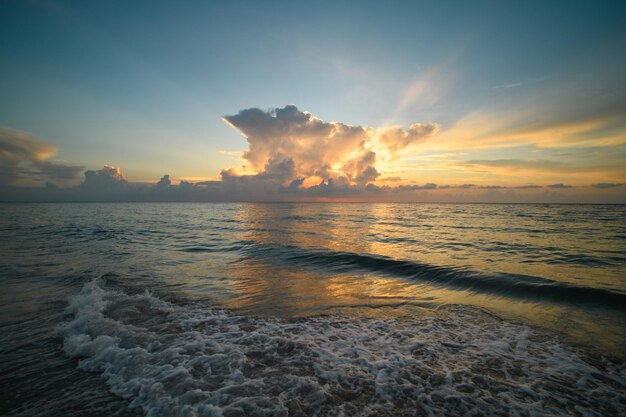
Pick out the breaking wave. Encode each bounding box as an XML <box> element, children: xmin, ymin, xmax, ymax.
<box><xmin>62</xmin><ymin>279</ymin><xmax>626</xmax><ymax>417</ymax></box>
<box><xmin>241</xmin><ymin>243</ymin><xmax>626</xmax><ymax>310</ymax></box>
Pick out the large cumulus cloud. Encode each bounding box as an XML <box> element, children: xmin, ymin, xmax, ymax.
<box><xmin>222</xmin><ymin>105</ymin><xmax>437</xmax><ymax>188</ymax></box>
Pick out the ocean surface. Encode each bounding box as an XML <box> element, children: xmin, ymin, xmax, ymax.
<box><xmin>0</xmin><ymin>202</ymin><xmax>625</xmax><ymax>416</ymax></box>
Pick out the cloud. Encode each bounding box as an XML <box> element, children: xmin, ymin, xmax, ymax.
<box><xmin>494</xmin><ymin>82</ymin><xmax>523</xmax><ymax>89</ymax></box>
<box><xmin>1</xmin><ymin>170</ymin><xmax>622</xmax><ymax>203</ymax></box>
<box><xmin>1</xmin><ymin>105</ymin><xmax>624</xmax><ymax>203</ymax></box>
<box><xmin>436</xmin><ymin>100</ymin><xmax>626</xmax><ymax>152</ymax></box>
<box><xmin>514</xmin><ymin>185</ymin><xmax>542</xmax><ymax>189</ymax></box>
<box><xmin>438</xmin><ymin>183</ymin><xmax>476</xmax><ymax>189</ymax></box>
<box><xmin>378</xmin><ymin>176</ymin><xmax>403</xmax><ymax>183</ymax></box>
<box><xmin>376</xmin><ymin>123</ymin><xmax>439</xmax><ymax>155</ymax></box>
<box><xmin>462</xmin><ymin>159</ymin><xmax>567</xmax><ymax>172</ymax></box>
<box><xmin>0</xmin><ymin>126</ymin><xmax>84</xmax><ymax>185</ymax></box>
<box><xmin>341</xmin><ymin>151</ymin><xmax>380</xmax><ymax>185</ymax></box>
<box><xmin>222</xmin><ymin>105</ymin><xmax>437</xmax><ymax>188</ymax></box>
<box><xmin>223</xmin><ymin>105</ymin><xmax>368</xmax><ymax>179</ymax></box>
<box><xmin>81</xmin><ymin>165</ymin><xmax>127</xmax><ymax>189</ymax></box>
<box><xmin>547</xmin><ymin>183</ymin><xmax>572</xmax><ymax>189</ymax></box>
<box><xmin>156</xmin><ymin>174</ymin><xmax>171</xmax><ymax>187</ymax></box>
<box><xmin>393</xmin><ymin>56</ymin><xmax>458</xmax><ymax>117</ymax></box>
<box><xmin>592</xmin><ymin>183</ymin><xmax>624</xmax><ymax>189</ymax></box>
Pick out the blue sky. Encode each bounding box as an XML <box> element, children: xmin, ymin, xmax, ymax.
<box><xmin>1</xmin><ymin>0</ymin><xmax>625</xmax><ymax>201</ymax></box>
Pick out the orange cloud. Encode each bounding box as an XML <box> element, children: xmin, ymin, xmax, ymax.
<box><xmin>435</xmin><ymin>112</ymin><xmax>626</xmax><ymax>150</ymax></box>
<box><xmin>222</xmin><ymin>105</ymin><xmax>438</xmax><ymax>187</ymax></box>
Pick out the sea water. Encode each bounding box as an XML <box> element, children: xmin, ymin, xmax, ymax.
<box><xmin>1</xmin><ymin>203</ymin><xmax>625</xmax><ymax>416</ymax></box>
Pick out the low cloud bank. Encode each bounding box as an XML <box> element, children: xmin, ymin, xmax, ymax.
<box><xmin>592</xmin><ymin>183</ymin><xmax>624</xmax><ymax>189</ymax></box>
<box><xmin>1</xmin><ymin>164</ymin><xmax>622</xmax><ymax>203</ymax></box>
<box><xmin>1</xmin><ymin>107</ymin><xmax>624</xmax><ymax>203</ymax></box>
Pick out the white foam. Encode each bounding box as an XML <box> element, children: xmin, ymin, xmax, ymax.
<box><xmin>61</xmin><ymin>280</ymin><xmax>626</xmax><ymax>416</ymax></box>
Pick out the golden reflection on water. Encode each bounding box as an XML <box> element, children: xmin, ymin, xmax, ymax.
<box><xmin>222</xmin><ymin>203</ymin><xmax>436</xmax><ymax>315</ymax></box>
<box><xmin>170</xmin><ymin>203</ymin><xmax>625</xmax><ymax>358</ymax></box>
<box><xmin>235</xmin><ymin>203</ymin><xmax>377</xmax><ymax>254</ymax></box>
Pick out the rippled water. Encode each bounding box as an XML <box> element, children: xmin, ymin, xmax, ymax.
<box><xmin>1</xmin><ymin>203</ymin><xmax>625</xmax><ymax>416</ymax></box>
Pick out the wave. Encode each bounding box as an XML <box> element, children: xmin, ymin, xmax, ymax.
<box><xmin>61</xmin><ymin>279</ymin><xmax>626</xmax><ymax>417</ymax></box>
<box><xmin>178</xmin><ymin>241</ymin><xmax>249</xmax><ymax>253</ymax></box>
<box><xmin>241</xmin><ymin>243</ymin><xmax>626</xmax><ymax>310</ymax></box>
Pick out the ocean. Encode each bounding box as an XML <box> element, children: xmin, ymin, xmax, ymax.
<box><xmin>1</xmin><ymin>202</ymin><xmax>625</xmax><ymax>416</ymax></box>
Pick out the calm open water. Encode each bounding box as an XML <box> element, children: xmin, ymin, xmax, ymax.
<box><xmin>1</xmin><ymin>203</ymin><xmax>625</xmax><ymax>416</ymax></box>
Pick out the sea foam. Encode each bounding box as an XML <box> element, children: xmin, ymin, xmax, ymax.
<box><xmin>62</xmin><ymin>279</ymin><xmax>626</xmax><ymax>417</ymax></box>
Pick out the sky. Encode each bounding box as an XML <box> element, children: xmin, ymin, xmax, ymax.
<box><xmin>1</xmin><ymin>0</ymin><xmax>625</xmax><ymax>202</ymax></box>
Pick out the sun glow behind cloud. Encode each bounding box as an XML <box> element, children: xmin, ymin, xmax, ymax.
<box><xmin>1</xmin><ymin>98</ymin><xmax>625</xmax><ymax>203</ymax></box>
<box><xmin>0</xmin><ymin>0</ymin><xmax>624</xmax><ymax>203</ymax></box>
<box><xmin>217</xmin><ymin>102</ymin><xmax>626</xmax><ymax>191</ymax></box>
<box><xmin>221</xmin><ymin>105</ymin><xmax>438</xmax><ymax>187</ymax></box>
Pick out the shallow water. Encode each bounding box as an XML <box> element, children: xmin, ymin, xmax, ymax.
<box><xmin>1</xmin><ymin>203</ymin><xmax>625</xmax><ymax>416</ymax></box>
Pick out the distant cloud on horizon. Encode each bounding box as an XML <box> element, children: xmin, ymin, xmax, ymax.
<box><xmin>547</xmin><ymin>183</ymin><xmax>573</xmax><ymax>189</ymax></box>
<box><xmin>592</xmin><ymin>183</ymin><xmax>625</xmax><ymax>189</ymax></box>
<box><xmin>0</xmin><ymin>106</ymin><xmax>625</xmax><ymax>203</ymax></box>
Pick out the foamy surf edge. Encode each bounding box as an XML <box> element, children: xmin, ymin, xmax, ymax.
<box><xmin>61</xmin><ymin>279</ymin><xmax>626</xmax><ymax>417</ymax></box>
